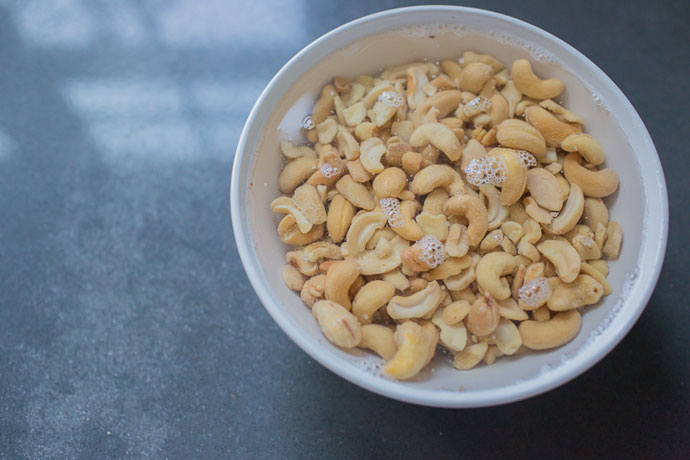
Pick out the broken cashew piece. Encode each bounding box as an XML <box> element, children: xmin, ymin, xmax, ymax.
<box><xmin>345</xmin><ymin>211</ymin><xmax>388</xmax><ymax>255</ymax></box>
<box><xmin>312</xmin><ymin>300</ymin><xmax>361</xmax><ymax>348</ymax></box>
<box><xmin>496</xmin><ymin>119</ymin><xmax>547</xmax><ymax>160</ymax></box>
<box><xmin>359</xmin><ymin>137</ymin><xmax>387</xmax><ymax>174</ymax></box>
<box><xmin>548</xmin><ymin>274</ymin><xmax>604</xmax><ymax>311</ymax></box>
<box><xmin>453</xmin><ymin>341</ymin><xmax>488</xmax><ymax>370</ymax></box>
<box><xmin>271</xmin><ymin>196</ymin><xmax>313</xmax><ymax>233</ymax></box>
<box><xmin>547</xmin><ymin>182</ymin><xmax>584</xmax><ymax>235</ymax></box>
<box><xmin>432</xmin><ymin>308</ymin><xmax>468</xmax><ymax>352</ymax></box>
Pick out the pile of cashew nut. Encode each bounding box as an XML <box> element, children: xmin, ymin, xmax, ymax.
<box><xmin>273</xmin><ymin>52</ymin><xmax>623</xmax><ymax>380</ymax></box>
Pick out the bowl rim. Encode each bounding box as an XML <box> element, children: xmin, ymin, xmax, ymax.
<box><xmin>230</xmin><ymin>5</ymin><xmax>668</xmax><ymax>407</ymax></box>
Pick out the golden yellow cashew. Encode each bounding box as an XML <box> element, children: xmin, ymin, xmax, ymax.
<box><xmin>345</xmin><ymin>211</ymin><xmax>388</xmax><ymax>256</ymax></box>
<box><xmin>488</xmin><ymin>93</ymin><xmax>509</xmax><ymax>127</ymax></box>
<box><xmin>409</xmin><ymin>122</ymin><xmax>463</xmax><ymax>161</ymax></box>
<box><xmin>602</xmin><ymin>221</ymin><xmax>623</xmax><ymax>259</ymax></box>
<box><xmin>476</xmin><ymin>252</ymin><xmax>517</xmax><ymax>300</ymax></box>
<box><xmin>443</xmin><ymin>194</ymin><xmax>489</xmax><ymax>247</ymax></box>
<box><xmin>442</xmin><ymin>300</ymin><xmax>471</xmax><ymax>325</ymax></box>
<box><xmin>373</xmin><ymin>167</ymin><xmax>407</xmax><ymax>198</ymax></box>
<box><xmin>278</xmin><ymin>157</ymin><xmax>318</xmax><ymax>194</ymax></box>
<box><xmin>346</xmin><ymin>159</ymin><xmax>373</xmax><ymax>183</ymax></box>
<box><xmin>580</xmin><ymin>262</ymin><xmax>612</xmax><ymax>295</ymax></box>
<box><xmin>390</xmin><ymin>200</ymin><xmax>425</xmax><ymax>242</ymax></box>
<box><xmin>311</xmin><ymin>84</ymin><xmax>336</xmax><ymax>125</ymax></box>
<box><xmin>443</xmin><ymin>253</ymin><xmax>480</xmax><ymax>291</ymax></box>
<box><xmin>281</xmin><ymin>264</ymin><xmax>305</xmax><ymax>292</ymax></box>
<box><xmin>412</xmin><ymin>90</ymin><xmax>463</xmax><ymax>124</ymax></box>
<box><xmin>458</xmin><ymin>62</ymin><xmax>494</xmax><ymax>93</ymax></box>
<box><xmin>501</xmin><ymin>220</ymin><xmax>524</xmax><ymax>243</ymax></box>
<box><xmin>519</xmin><ymin>310</ymin><xmax>581</xmax><ymax>350</ymax></box>
<box><xmin>524</xmin><ymin>106</ymin><xmax>581</xmax><ymax>148</ymax></box>
<box><xmin>432</xmin><ymin>308</ymin><xmax>468</xmax><ymax>352</ymax></box>
<box><xmin>415</xmin><ymin>212</ymin><xmax>449</xmax><ymax>242</ymax></box>
<box><xmin>271</xmin><ymin>196</ymin><xmax>313</xmax><ymax>233</ymax></box>
<box><xmin>406</xmin><ymin>66</ymin><xmax>429</xmax><ymax>110</ymax></box>
<box><xmin>548</xmin><ymin>182</ymin><xmax>585</xmax><ymax>235</ymax></box>
<box><xmin>463</xmin><ymin>50</ymin><xmax>504</xmax><ymax>71</ymax></box>
<box><xmin>324</xmin><ymin>259</ymin><xmax>361</xmax><ymax>310</ymax></box>
<box><xmin>359</xmin><ymin>324</ymin><xmax>397</xmax><ymax>360</ymax></box>
<box><xmin>383</xmin><ymin>321</ymin><xmax>432</xmax><ymax>380</ymax></box>
<box><xmin>548</xmin><ymin>274</ymin><xmax>604</xmax><ymax>311</ymax></box>
<box><xmin>280</xmin><ymin>140</ymin><xmax>316</xmax><ymax>159</ymax></box>
<box><xmin>326</xmin><ymin>194</ymin><xmax>355</xmax><ymax>243</ymax></box>
<box><xmin>493</xmin><ymin>319</ymin><xmax>523</xmax><ymax>355</ymax></box>
<box><xmin>277</xmin><ymin>215</ymin><xmax>324</xmax><ymax>246</ymax></box>
<box><xmin>312</xmin><ymin>300</ymin><xmax>362</xmax><ymax>348</ymax></box>
<box><xmin>453</xmin><ymin>341</ymin><xmax>488</xmax><ymax>370</ymax></box>
<box><xmin>343</xmin><ymin>101</ymin><xmax>366</xmax><ymax>127</ymax></box>
<box><xmin>410</xmin><ymin>164</ymin><xmax>464</xmax><ymax>196</ymax></box>
<box><xmin>563</xmin><ymin>153</ymin><xmax>619</xmax><ymax>198</ymax></box>
<box><xmin>536</xmin><ymin>239</ymin><xmax>581</xmax><ymax>283</ymax></box>
<box><xmin>352</xmin><ymin>280</ymin><xmax>396</xmax><ymax>323</ymax></box>
<box><xmin>335</xmin><ymin>175</ymin><xmax>376</xmax><ymax>210</ymax></box>
<box><xmin>526</xmin><ymin>168</ymin><xmax>563</xmax><ymax>211</ymax></box>
<box><xmin>539</xmin><ymin>99</ymin><xmax>584</xmax><ymax>124</ymax></box>
<box><xmin>572</xmin><ymin>230</ymin><xmax>601</xmax><ymax>260</ymax></box>
<box><xmin>511</xmin><ymin>59</ymin><xmax>564</xmax><ymax>99</ymax></box>
<box><xmin>387</xmin><ymin>280</ymin><xmax>444</xmax><ymax>320</ymax></box>
<box><xmin>561</xmin><ymin>133</ymin><xmax>605</xmax><ymax>166</ymax></box>
<box><xmin>316</xmin><ymin>117</ymin><xmax>338</xmax><ymax>144</ymax></box>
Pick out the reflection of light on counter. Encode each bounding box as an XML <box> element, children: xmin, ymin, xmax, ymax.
<box><xmin>0</xmin><ymin>129</ymin><xmax>15</xmax><ymax>160</ymax></box>
<box><xmin>65</xmin><ymin>80</ymin><xmax>183</xmax><ymax>117</ymax></box>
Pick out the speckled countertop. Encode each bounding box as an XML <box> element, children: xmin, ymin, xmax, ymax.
<box><xmin>1</xmin><ymin>1</ymin><xmax>688</xmax><ymax>458</ymax></box>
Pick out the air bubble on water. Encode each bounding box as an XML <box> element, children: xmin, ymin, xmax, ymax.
<box><xmin>378</xmin><ymin>90</ymin><xmax>403</xmax><ymax>108</ymax></box>
<box><xmin>516</xmin><ymin>150</ymin><xmax>537</xmax><ymax>167</ymax></box>
<box><xmin>302</xmin><ymin>115</ymin><xmax>314</xmax><ymax>130</ymax></box>
<box><xmin>625</xmin><ymin>269</ymin><xmax>638</xmax><ymax>281</ymax></box>
<box><xmin>464</xmin><ymin>156</ymin><xmax>507</xmax><ymax>187</ymax></box>
<box><xmin>380</xmin><ymin>197</ymin><xmax>404</xmax><ymax>228</ymax></box>
<box><xmin>416</xmin><ymin>235</ymin><xmax>445</xmax><ymax>268</ymax></box>
<box><xmin>466</xmin><ymin>96</ymin><xmax>491</xmax><ymax>113</ymax></box>
<box><xmin>320</xmin><ymin>163</ymin><xmax>341</xmax><ymax>179</ymax></box>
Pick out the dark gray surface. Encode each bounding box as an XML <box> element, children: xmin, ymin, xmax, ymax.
<box><xmin>0</xmin><ymin>0</ymin><xmax>688</xmax><ymax>458</ymax></box>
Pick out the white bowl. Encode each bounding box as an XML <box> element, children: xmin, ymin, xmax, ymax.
<box><xmin>231</xmin><ymin>6</ymin><xmax>668</xmax><ymax>407</ymax></box>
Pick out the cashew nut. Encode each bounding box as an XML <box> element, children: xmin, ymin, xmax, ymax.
<box><xmin>277</xmin><ymin>215</ymin><xmax>324</xmax><ymax>246</ymax></box>
<box><xmin>432</xmin><ymin>308</ymin><xmax>468</xmax><ymax>352</ymax></box>
<box><xmin>511</xmin><ymin>59</ymin><xmax>564</xmax><ymax>99</ymax></box>
<box><xmin>488</xmin><ymin>93</ymin><xmax>509</xmax><ymax>127</ymax></box>
<box><xmin>548</xmin><ymin>274</ymin><xmax>604</xmax><ymax>311</ymax></box>
<box><xmin>352</xmin><ymin>280</ymin><xmax>396</xmax><ymax>323</ymax></box>
<box><xmin>445</xmin><ymin>223</ymin><xmax>469</xmax><ymax>257</ymax></box>
<box><xmin>382</xmin><ymin>269</ymin><xmax>411</xmax><ymax>291</ymax></box>
<box><xmin>390</xmin><ymin>200</ymin><xmax>425</xmax><ymax>241</ymax></box>
<box><xmin>409</xmin><ymin>123</ymin><xmax>463</xmax><ymax>161</ymax></box>
<box><xmin>496</xmin><ymin>297</ymin><xmax>529</xmax><ymax>321</ymax></box>
<box><xmin>383</xmin><ymin>321</ymin><xmax>431</xmax><ymax>380</ymax></box>
<box><xmin>293</xmin><ymin>184</ymin><xmax>327</xmax><ymax>225</ymax></box>
<box><xmin>537</xmin><ymin>239</ymin><xmax>581</xmax><ymax>283</ymax></box>
<box><xmin>480</xmin><ymin>184</ymin><xmax>509</xmax><ymax>229</ymax></box>
<box><xmin>561</xmin><ymin>133</ymin><xmax>604</xmax><ymax>166</ymax></box>
<box><xmin>355</xmin><ymin>239</ymin><xmax>403</xmax><ymax>275</ymax></box>
<box><xmin>271</xmin><ymin>196</ymin><xmax>313</xmax><ymax>233</ymax></box>
<box><xmin>526</xmin><ymin>168</ymin><xmax>563</xmax><ymax>211</ymax></box>
<box><xmin>278</xmin><ymin>157</ymin><xmax>318</xmax><ymax>194</ymax></box>
<box><xmin>548</xmin><ymin>182</ymin><xmax>585</xmax><ymax>235</ymax></box>
<box><xmin>410</xmin><ymin>164</ymin><xmax>464</xmax><ymax>196</ymax></box>
<box><xmin>280</xmin><ymin>140</ymin><xmax>316</xmax><ymax>159</ymax></box>
<box><xmin>304</xmin><ymin>242</ymin><xmax>343</xmax><ymax>262</ymax></box>
<box><xmin>492</xmin><ymin>319</ymin><xmax>522</xmax><ymax>355</ymax></box>
<box><xmin>359</xmin><ymin>324</ymin><xmax>397</xmax><ymax>360</ymax></box>
<box><xmin>563</xmin><ymin>153</ymin><xmax>619</xmax><ymax>198</ymax></box>
<box><xmin>461</xmin><ymin>138</ymin><xmax>487</xmax><ymax>171</ymax></box>
<box><xmin>311</xmin><ymin>84</ymin><xmax>336</xmax><ymax>125</ymax></box>
<box><xmin>496</xmin><ymin>118</ymin><xmax>547</xmax><ymax>159</ymax></box>
<box><xmin>458</xmin><ymin>62</ymin><xmax>494</xmax><ymax>93</ymax></box>
<box><xmin>301</xmin><ymin>274</ymin><xmax>326</xmax><ymax>307</ymax></box>
<box><xmin>424</xmin><ymin>256</ymin><xmax>472</xmax><ymax>281</ymax></box>
<box><xmin>580</xmin><ymin>262</ymin><xmax>612</xmax><ymax>295</ymax></box>
<box><xmin>519</xmin><ymin>310</ymin><xmax>581</xmax><ymax>350</ymax></box>
<box><xmin>335</xmin><ymin>175</ymin><xmax>376</xmax><ymax>210</ymax></box>
<box><xmin>327</xmin><ymin>194</ymin><xmax>355</xmax><ymax>243</ymax></box>
<box><xmin>602</xmin><ymin>221</ymin><xmax>622</xmax><ymax>259</ymax></box>
<box><xmin>415</xmin><ymin>212</ymin><xmax>450</xmax><ymax>241</ymax></box>
<box><xmin>583</xmin><ymin>198</ymin><xmax>609</xmax><ymax>232</ymax></box>
<box><xmin>523</xmin><ymin>196</ymin><xmax>552</xmax><ymax>225</ymax></box>
<box><xmin>387</xmin><ymin>280</ymin><xmax>444</xmax><ymax>320</ymax></box>
<box><xmin>407</xmin><ymin>66</ymin><xmax>429</xmax><ymax>110</ymax></box>
<box><xmin>476</xmin><ymin>252</ymin><xmax>516</xmax><ymax>300</ymax></box>
<box><xmin>442</xmin><ymin>300</ymin><xmax>471</xmax><ymax>325</ymax></box>
<box><xmin>324</xmin><ymin>259</ymin><xmax>361</xmax><ymax>310</ymax></box>
<box><xmin>539</xmin><ymin>99</ymin><xmax>584</xmax><ymax>124</ymax></box>
<box><xmin>525</xmin><ymin>106</ymin><xmax>581</xmax><ymax>148</ymax></box>
<box><xmin>413</xmin><ymin>90</ymin><xmax>463</xmax><ymax>125</ymax></box>
<box><xmin>345</xmin><ymin>211</ymin><xmax>387</xmax><ymax>255</ymax></box>
<box><xmin>452</xmin><ymin>341</ymin><xmax>488</xmax><ymax>370</ymax></box>
<box><xmin>312</xmin><ymin>300</ymin><xmax>361</xmax><ymax>348</ymax></box>
<box><xmin>359</xmin><ymin>137</ymin><xmax>387</xmax><ymax>174</ymax></box>
<box><xmin>443</xmin><ymin>194</ymin><xmax>489</xmax><ymax>247</ymax></box>
<box><xmin>373</xmin><ymin>167</ymin><xmax>407</xmax><ymax>198</ymax></box>
<box><xmin>501</xmin><ymin>220</ymin><xmax>524</xmax><ymax>243</ymax></box>
<box><xmin>282</xmin><ymin>264</ymin><xmax>305</xmax><ymax>291</ymax></box>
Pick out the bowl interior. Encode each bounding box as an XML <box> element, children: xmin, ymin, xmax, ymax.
<box><xmin>232</xmin><ymin>7</ymin><xmax>666</xmax><ymax>407</ymax></box>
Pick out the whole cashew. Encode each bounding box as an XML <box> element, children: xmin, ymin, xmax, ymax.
<box><xmin>312</xmin><ymin>300</ymin><xmax>361</xmax><ymax>348</ymax></box>
<box><xmin>476</xmin><ymin>252</ymin><xmax>517</xmax><ymax>300</ymax></box>
<box><xmin>311</xmin><ymin>84</ymin><xmax>336</xmax><ymax>125</ymax></box>
<box><xmin>345</xmin><ymin>211</ymin><xmax>388</xmax><ymax>255</ymax></box>
<box><xmin>324</xmin><ymin>259</ymin><xmax>361</xmax><ymax>310</ymax></box>
<box><xmin>524</xmin><ymin>106</ymin><xmax>581</xmax><ymax>148</ymax></box>
<box><xmin>489</xmin><ymin>93</ymin><xmax>509</xmax><ymax>127</ymax></box>
<box><xmin>410</xmin><ymin>164</ymin><xmax>464</xmax><ymax>196</ymax></box>
<box><xmin>359</xmin><ymin>137</ymin><xmax>387</xmax><ymax>174</ymax></box>
<box><xmin>278</xmin><ymin>157</ymin><xmax>318</xmax><ymax>194</ymax></box>
<box><xmin>383</xmin><ymin>321</ymin><xmax>431</xmax><ymax>380</ymax></box>
<box><xmin>359</xmin><ymin>324</ymin><xmax>397</xmax><ymax>360</ymax></box>
<box><xmin>463</xmin><ymin>51</ymin><xmax>504</xmax><ymax>71</ymax></box>
<box><xmin>413</xmin><ymin>90</ymin><xmax>463</xmax><ymax>125</ymax></box>
<box><xmin>372</xmin><ymin>167</ymin><xmax>407</xmax><ymax>198</ymax></box>
<box><xmin>443</xmin><ymin>194</ymin><xmax>489</xmax><ymax>247</ymax></box>
<box><xmin>277</xmin><ymin>215</ymin><xmax>325</xmax><ymax>246</ymax></box>
<box><xmin>458</xmin><ymin>62</ymin><xmax>494</xmax><ymax>93</ymax></box>
<box><xmin>511</xmin><ymin>59</ymin><xmax>564</xmax><ymax>99</ymax></box>
<box><xmin>280</xmin><ymin>140</ymin><xmax>316</xmax><ymax>159</ymax></box>
<box><xmin>409</xmin><ymin>123</ymin><xmax>463</xmax><ymax>161</ymax></box>
<box><xmin>548</xmin><ymin>182</ymin><xmax>584</xmax><ymax>235</ymax></box>
<box><xmin>561</xmin><ymin>133</ymin><xmax>605</xmax><ymax>166</ymax></box>
<box><xmin>563</xmin><ymin>153</ymin><xmax>619</xmax><ymax>198</ymax></box>
<box><xmin>387</xmin><ymin>280</ymin><xmax>444</xmax><ymax>320</ymax></box>
<box><xmin>496</xmin><ymin>119</ymin><xmax>547</xmax><ymax>159</ymax></box>
<box><xmin>519</xmin><ymin>310</ymin><xmax>581</xmax><ymax>350</ymax></box>
<box><xmin>496</xmin><ymin>297</ymin><xmax>529</xmax><ymax>321</ymax></box>
<box><xmin>352</xmin><ymin>280</ymin><xmax>396</xmax><ymax>323</ymax></box>
<box><xmin>391</xmin><ymin>200</ymin><xmax>425</xmax><ymax>241</ymax></box>
<box><xmin>281</xmin><ymin>264</ymin><xmax>305</xmax><ymax>292</ymax></box>
<box><xmin>536</xmin><ymin>239</ymin><xmax>581</xmax><ymax>283</ymax></box>
<box><xmin>442</xmin><ymin>300</ymin><xmax>471</xmax><ymax>325</ymax></box>
<box><xmin>480</xmin><ymin>184</ymin><xmax>509</xmax><ymax>229</ymax></box>
<box><xmin>335</xmin><ymin>175</ymin><xmax>376</xmax><ymax>210</ymax></box>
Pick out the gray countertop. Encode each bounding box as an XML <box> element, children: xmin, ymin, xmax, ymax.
<box><xmin>1</xmin><ymin>1</ymin><xmax>688</xmax><ymax>458</ymax></box>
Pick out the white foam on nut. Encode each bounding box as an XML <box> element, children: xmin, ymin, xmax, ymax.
<box><xmin>464</xmin><ymin>156</ymin><xmax>508</xmax><ymax>187</ymax></box>
<box><xmin>380</xmin><ymin>197</ymin><xmax>404</xmax><ymax>228</ymax></box>
<box><xmin>518</xmin><ymin>277</ymin><xmax>551</xmax><ymax>307</ymax></box>
<box><xmin>378</xmin><ymin>91</ymin><xmax>403</xmax><ymax>108</ymax></box>
<box><xmin>416</xmin><ymin>235</ymin><xmax>445</xmax><ymax>268</ymax></box>
<box><xmin>320</xmin><ymin>163</ymin><xmax>341</xmax><ymax>179</ymax></box>
<box><xmin>466</xmin><ymin>96</ymin><xmax>491</xmax><ymax>112</ymax></box>
<box><xmin>516</xmin><ymin>150</ymin><xmax>537</xmax><ymax>167</ymax></box>
<box><xmin>301</xmin><ymin>115</ymin><xmax>315</xmax><ymax>130</ymax></box>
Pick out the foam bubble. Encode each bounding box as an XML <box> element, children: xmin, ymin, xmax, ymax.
<box><xmin>302</xmin><ymin>115</ymin><xmax>314</xmax><ymax>130</ymax></box>
<box><xmin>380</xmin><ymin>197</ymin><xmax>404</xmax><ymax>228</ymax></box>
<box><xmin>466</xmin><ymin>96</ymin><xmax>491</xmax><ymax>113</ymax></box>
<box><xmin>378</xmin><ymin>90</ymin><xmax>403</xmax><ymax>108</ymax></box>
<box><xmin>416</xmin><ymin>235</ymin><xmax>445</xmax><ymax>268</ymax></box>
<box><xmin>518</xmin><ymin>277</ymin><xmax>551</xmax><ymax>307</ymax></box>
<box><xmin>320</xmin><ymin>162</ymin><xmax>341</xmax><ymax>178</ymax></box>
<box><xmin>516</xmin><ymin>150</ymin><xmax>537</xmax><ymax>167</ymax></box>
<box><xmin>464</xmin><ymin>156</ymin><xmax>507</xmax><ymax>187</ymax></box>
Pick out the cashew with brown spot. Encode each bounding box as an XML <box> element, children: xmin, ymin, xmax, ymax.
<box><xmin>312</xmin><ymin>300</ymin><xmax>361</xmax><ymax>348</ymax></box>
